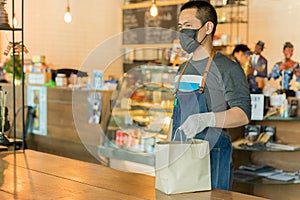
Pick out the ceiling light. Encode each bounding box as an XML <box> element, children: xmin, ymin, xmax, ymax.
<box><xmin>64</xmin><ymin>0</ymin><xmax>72</xmax><ymax>23</ymax></box>
<box><xmin>150</xmin><ymin>0</ymin><xmax>158</xmax><ymax>17</ymax></box>
<box><xmin>13</xmin><ymin>13</ymin><xmax>17</xmax><ymax>27</ymax></box>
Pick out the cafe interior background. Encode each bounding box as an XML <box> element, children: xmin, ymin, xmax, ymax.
<box><xmin>1</xmin><ymin>0</ymin><xmax>300</xmax><ymax>91</ymax></box>
<box><xmin>0</xmin><ymin>0</ymin><xmax>300</xmax><ymax>199</ymax></box>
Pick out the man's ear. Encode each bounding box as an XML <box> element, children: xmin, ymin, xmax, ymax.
<box><xmin>205</xmin><ymin>21</ymin><xmax>214</xmax><ymax>35</ymax></box>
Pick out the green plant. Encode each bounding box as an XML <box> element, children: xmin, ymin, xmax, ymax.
<box><xmin>3</xmin><ymin>56</ymin><xmax>22</xmax><ymax>80</ymax></box>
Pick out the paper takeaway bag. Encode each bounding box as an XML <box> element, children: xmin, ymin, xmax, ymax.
<box><xmin>155</xmin><ymin>139</ymin><xmax>211</xmax><ymax>194</ymax></box>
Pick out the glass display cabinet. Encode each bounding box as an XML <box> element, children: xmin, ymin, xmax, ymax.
<box><xmin>98</xmin><ymin>65</ymin><xmax>178</xmax><ymax>166</ymax></box>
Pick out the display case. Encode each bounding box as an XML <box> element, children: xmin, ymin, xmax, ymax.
<box><xmin>98</xmin><ymin>65</ymin><xmax>178</xmax><ymax>166</ymax></box>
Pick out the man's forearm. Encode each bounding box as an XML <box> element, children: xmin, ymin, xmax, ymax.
<box><xmin>214</xmin><ymin>107</ymin><xmax>249</xmax><ymax>128</ymax></box>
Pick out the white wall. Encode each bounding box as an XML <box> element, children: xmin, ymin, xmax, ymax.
<box><xmin>1</xmin><ymin>0</ymin><xmax>124</xmax><ymax>79</ymax></box>
<box><xmin>249</xmin><ymin>0</ymin><xmax>300</xmax><ymax>64</ymax></box>
<box><xmin>246</xmin><ymin>0</ymin><xmax>300</xmax><ymax>90</ymax></box>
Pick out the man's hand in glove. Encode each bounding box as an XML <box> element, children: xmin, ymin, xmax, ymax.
<box><xmin>179</xmin><ymin>112</ymin><xmax>215</xmax><ymax>138</ymax></box>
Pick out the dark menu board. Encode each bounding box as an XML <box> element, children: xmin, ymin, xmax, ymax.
<box><xmin>122</xmin><ymin>4</ymin><xmax>181</xmax><ymax>45</ymax></box>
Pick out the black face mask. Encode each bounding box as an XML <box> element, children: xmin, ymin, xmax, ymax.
<box><xmin>179</xmin><ymin>24</ymin><xmax>207</xmax><ymax>54</ymax></box>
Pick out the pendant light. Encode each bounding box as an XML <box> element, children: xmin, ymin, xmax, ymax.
<box><xmin>150</xmin><ymin>0</ymin><xmax>158</xmax><ymax>17</ymax></box>
<box><xmin>64</xmin><ymin>0</ymin><xmax>72</xmax><ymax>23</ymax></box>
<box><xmin>13</xmin><ymin>13</ymin><xmax>17</xmax><ymax>27</ymax></box>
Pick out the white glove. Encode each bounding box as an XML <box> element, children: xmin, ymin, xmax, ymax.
<box><xmin>179</xmin><ymin>112</ymin><xmax>215</xmax><ymax>138</ymax></box>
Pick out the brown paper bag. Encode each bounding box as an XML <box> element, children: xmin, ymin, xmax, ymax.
<box><xmin>155</xmin><ymin>139</ymin><xmax>211</xmax><ymax>194</ymax></box>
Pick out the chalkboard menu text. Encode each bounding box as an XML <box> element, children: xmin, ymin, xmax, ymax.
<box><xmin>122</xmin><ymin>4</ymin><xmax>181</xmax><ymax>46</ymax></box>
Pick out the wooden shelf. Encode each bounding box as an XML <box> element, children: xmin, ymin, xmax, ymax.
<box><xmin>262</xmin><ymin>116</ymin><xmax>300</xmax><ymax>121</ymax></box>
<box><xmin>234</xmin><ymin>170</ymin><xmax>300</xmax><ymax>185</ymax></box>
<box><xmin>232</xmin><ymin>139</ymin><xmax>300</xmax><ymax>152</ymax></box>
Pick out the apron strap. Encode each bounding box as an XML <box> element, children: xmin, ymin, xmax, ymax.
<box><xmin>174</xmin><ymin>60</ymin><xmax>189</xmax><ymax>95</ymax></box>
<box><xmin>174</xmin><ymin>49</ymin><xmax>216</xmax><ymax>95</ymax></box>
<box><xmin>199</xmin><ymin>50</ymin><xmax>215</xmax><ymax>93</ymax></box>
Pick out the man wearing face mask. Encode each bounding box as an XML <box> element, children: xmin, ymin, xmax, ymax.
<box><xmin>170</xmin><ymin>1</ymin><xmax>251</xmax><ymax>190</ymax></box>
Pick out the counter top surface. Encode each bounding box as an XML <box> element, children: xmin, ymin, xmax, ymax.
<box><xmin>0</xmin><ymin>150</ymin><xmax>268</xmax><ymax>200</ymax></box>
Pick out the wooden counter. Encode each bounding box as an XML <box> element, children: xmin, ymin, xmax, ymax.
<box><xmin>0</xmin><ymin>84</ymin><xmax>112</xmax><ymax>164</ymax></box>
<box><xmin>0</xmin><ymin>150</ymin><xmax>268</xmax><ymax>200</ymax></box>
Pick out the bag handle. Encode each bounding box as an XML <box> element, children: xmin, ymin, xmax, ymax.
<box><xmin>172</xmin><ymin>127</ymin><xmax>188</xmax><ymax>143</ymax></box>
<box><xmin>191</xmin><ymin>139</ymin><xmax>210</xmax><ymax>159</ymax></box>
<box><xmin>173</xmin><ymin>128</ymin><xmax>209</xmax><ymax>159</ymax></box>
<box><xmin>173</xmin><ymin>130</ymin><xmax>210</xmax><ymax>159</ymax></box>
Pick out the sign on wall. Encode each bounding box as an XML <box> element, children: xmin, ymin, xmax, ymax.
<box><xmin>27</xmin><ymin>86</ymin><xmax>47</xmax><ymax>135</ymax></box>
<box><xmin>122</xmin><ymin>3</ymin><xmax>181</xmax><ymax>46</ymax></box>
<box><xmin>250</xmin><ymin>94</ymin><xmax>265</xmax><ymax>121</ymax></box>
<box><xmin>87</xmin><ymin>92</ymin><xmax>102</xmax><ymax>124</ymax></box>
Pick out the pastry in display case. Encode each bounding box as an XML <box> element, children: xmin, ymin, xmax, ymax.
<box><xmin>99</xmin><ymin>65</ymin><xmax>178</xmax><ymax>165</ymax></box>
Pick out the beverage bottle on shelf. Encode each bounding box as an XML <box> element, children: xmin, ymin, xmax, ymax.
<box><xmin>280</xmin><ymin>99</ymin><xmax>289</xmax><ymax>118</ymax></box>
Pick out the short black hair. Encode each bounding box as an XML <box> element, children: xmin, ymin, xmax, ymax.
<box><xmin>232</xmin><ymin>44</ymin><xmax>250</xmax><ymax>56</ymax></box>
<box><xmin>180</xmin><ymin>1</ymin><xmax>218</xmax><ymax>36</ymax></box>
<box><xmin>283</xmin><ymin>42</ymin><xmax>293</xmax><ymax>49</ymax></box>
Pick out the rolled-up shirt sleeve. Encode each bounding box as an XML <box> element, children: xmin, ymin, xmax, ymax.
<box><xmin>224</xmin><ymin>63</ymin><xmax>252</xmax><ymax>121</ymax></box>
